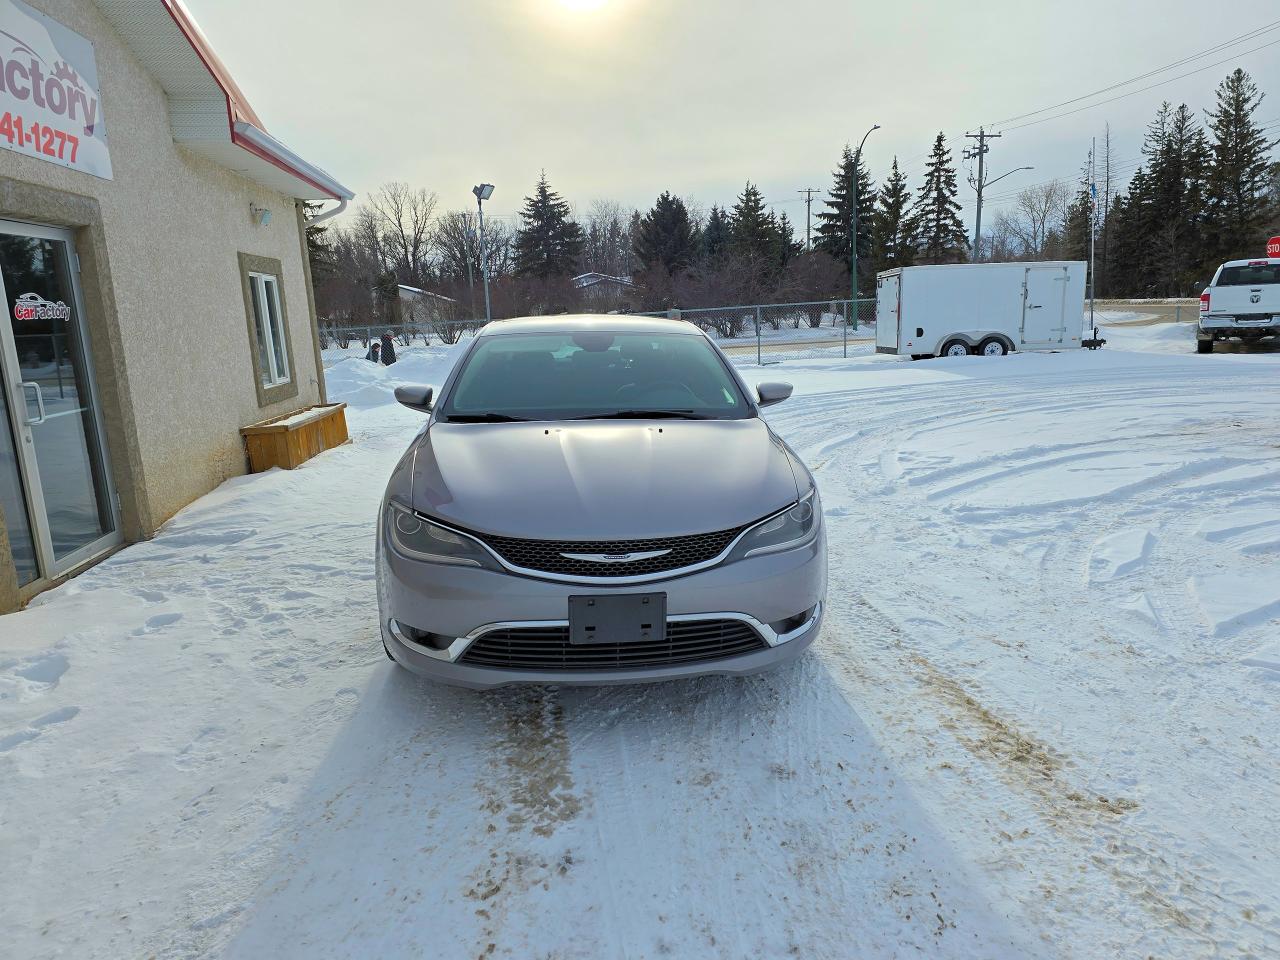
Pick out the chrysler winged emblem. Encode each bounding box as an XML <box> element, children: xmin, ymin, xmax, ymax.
<box><xmin>560</xmin><ymin>549</ymin><xmax>671</xmax><ymax>564</ymax></box>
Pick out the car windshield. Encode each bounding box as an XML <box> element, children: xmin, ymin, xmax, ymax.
<box><xmin>1216</xmin><ymin>264</ymin><xmax>1280</xmax><ymax>286</ymax></box>
<box><xmin>441</xmin><ymin>330</ymin><xmax>751</xmax><ymax>422</ymax></box>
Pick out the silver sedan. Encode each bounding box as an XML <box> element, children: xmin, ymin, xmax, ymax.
<box><xmin>376</xmin><ymin>316</ymin><xmax>826</xmax><ymax>688</ymax></box>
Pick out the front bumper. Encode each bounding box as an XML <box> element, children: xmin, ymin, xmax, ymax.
<box><xmin>376</xmin><ymin>519</ymin><xmax>827</xmax><ymax>689</ymax></box>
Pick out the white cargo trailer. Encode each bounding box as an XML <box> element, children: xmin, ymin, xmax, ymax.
<box><xmin>875</xmin><ymin>261</ymin><xmax>1088</xmax><ymax>358</ymax></box>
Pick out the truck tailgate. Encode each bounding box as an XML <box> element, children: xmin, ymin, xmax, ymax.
<box><xmin>1207</xmin><ymin>286</ymin><xmax>1280</xmax><ymax>316</ymax></box>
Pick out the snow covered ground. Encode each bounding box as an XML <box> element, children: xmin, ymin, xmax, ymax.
<box><xmin>2</xmin><ymin>324</ymin><xmax>1278</xmax><ymax>958</ymax></box>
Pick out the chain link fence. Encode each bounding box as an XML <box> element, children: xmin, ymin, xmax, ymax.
<box><xmin>319</xmin><ymin>298</ymin><xmax>879</xmax><ymax>366</ymax></box>
<box><xmin>635</xmin><ymin>299</ymin><xmax>877</xmax><ymax>364</ymax></box>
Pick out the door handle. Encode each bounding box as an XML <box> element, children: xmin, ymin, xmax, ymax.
<box><xmin>20</xmin><ymin>381</ymin><xmax>46</xmax><ymax>425</ymax></box>
<box><xmin>1028</xmin><ymin>305</ymin><xmax>1043</xmax><ymax>310</ymax></box>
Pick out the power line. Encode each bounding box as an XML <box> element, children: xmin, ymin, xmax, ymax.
<box><xmin>981</xmin><ymin>115</ymin><xmax>1280</xmax><ymax>205</ymax></box>
<box><xmin>1001</xmin><ymin>36</ymin><xmax>1280</xmax><ymax>133</ymax></box>
<box><xmin>905</xmin><ymin>21</ymin><xmax>1280</xmax><ymax>185</ymax></box>
<box><xmin>989</xmin><ymin>19</ymin><xmax>1280</xmax><ymax>127</ymax></box>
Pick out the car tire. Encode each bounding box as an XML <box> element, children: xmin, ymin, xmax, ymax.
<box><xmin>941</xmin><ymin>340</ymin><xmax>971</xmax><ymax>358</ymax></box>
<box><xmin>1196</xmin><ymin>339</ymin><xmax>1213</xmax><ymax>354</ymax></box>
<box><xmin>977</xmin><ymin>337</ymin><xmax>1008</xmax><ymax>357</ymax></box>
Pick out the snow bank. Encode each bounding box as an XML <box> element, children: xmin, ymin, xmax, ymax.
<box><xmin>1098</xmin><ymin>320</ymin><xmax>1196</xmax><ymax>354</ymax></box>
<box><xmin>324</xmin><ymin>344</ymin><xmax>467</xmax><ymax>410</ymax></box>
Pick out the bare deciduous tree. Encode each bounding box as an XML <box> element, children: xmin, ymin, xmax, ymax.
<box><xmin>1008</xmin><ymin>180</ymin><xmax>1070</xmax><ymax>257</ymax></box>
<box><xmin>365</xmin><ymin>182</ymin><xmax>438</xmax><ymax>284</ymax></box>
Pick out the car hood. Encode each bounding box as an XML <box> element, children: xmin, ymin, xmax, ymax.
<box><xmin>410</xmin><ymin>419</ymin><xmax>800</xmax><ymax>540</ymax></box>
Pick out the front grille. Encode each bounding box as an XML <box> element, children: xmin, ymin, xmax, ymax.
<box><xmin>479</xmin><ymin>526</ymin><xmax>748</xmax><ymax>578</ymax></box>
<box><xmin>459</xmin><ymin>618</ymin><xmax>766</xmax><ymax>671</ymax></box>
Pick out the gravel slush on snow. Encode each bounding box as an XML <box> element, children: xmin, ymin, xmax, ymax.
<box><xmin>2</xmin><ymin>322</ymin><xmax>1279</xmax><ymax>959</ymax></box>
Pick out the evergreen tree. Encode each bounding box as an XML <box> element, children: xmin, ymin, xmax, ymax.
<box><xmin>728</xmin><ymin>182</ymin><xmax>776</xmax><ymax>259</ymax></box>
<box><xmin>700</xmin><ymin>205</ymin><xmax>730</xmax><ymax>262</ymax></box>
<box><xmin>513</xmin><ymin>172</ymin><xmax>586</xmax><ymax>280</ymax></box>
<box><xmin>773</xmin><ymin>212</ymin><xmax>802</xmax><ymax>270</ymax></box>
<box><xmin>908</xmin><ymin>132</ymin><xmax>969</xmax><ymax>264</ymax></box>
<box><xmin>1107</xmin><ymin>179</ymin><xmax>1149</xmax><ymax>296</ymax></box>
<box><xmin>1061</xmin><ymin>162</ymin><xmax>1094</xmax><ymax>263</ymax></box>
<box><xmin>1141</xmin><ymin>103</ymin><xmax>1211</xmax><ymax>294</ymax></box>
<box><xmin>814</xmin><ymin>145</ymin><xmax>876</xmax><ymax>289</ymax></box>
<box><xmin>1204</xmin><ymin>69</ymin><xmax>1279</xmax><ymax>264</ymax></box>
<box><xmin>873</xmin><ymin>157</ymin><xmax>914</xmax><ymax>272</ymax></box>
<box><xmin>634</xmin><ymin>192</ymin><xmax>696</xmax><ymax>273</ymax></box>
<box><xmin>728</xmin><ymin>183</ymin><xmax>784</xmax><ymax>301</ymax></box>
<box><xmin>302</xmin><ymin>201</ymin><xmax>335</xmax><ymax>282</ymax></box>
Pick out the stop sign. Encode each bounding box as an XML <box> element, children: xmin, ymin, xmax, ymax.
<box><xmin>1269</xmin><ymin>236</ymin><xmax>1280</xmax><ymax>257</ymax></box>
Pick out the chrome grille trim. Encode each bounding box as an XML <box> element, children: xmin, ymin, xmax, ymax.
<box><xmin>389</xmin><ymin>605</ymin><xmax>821</xmax><ymax>666</ymax></box>
<box><xmin>458</xmin><ymin>618</ymin><xmax>767</xmax><ymax>671</ymax></box>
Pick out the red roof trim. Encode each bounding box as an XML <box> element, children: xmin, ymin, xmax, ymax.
<box><xmin>230</xmin><ymin>129</ymin><xmax>343</xmax><ymax>201</ymax></box>
<box><xmin>159</xmin><ymin>0</ymin><xmax>340</xmax><ymax>200</ymax></box>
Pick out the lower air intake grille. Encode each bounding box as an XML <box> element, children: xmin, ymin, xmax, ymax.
<box><xmin>459</xmin><ymin>618</ymin><xmax>766</xmax><ymax>671</ymax></box>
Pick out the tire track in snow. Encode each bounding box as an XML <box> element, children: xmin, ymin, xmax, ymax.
<box><xmin>770</xmin><ymin>359</ymin><xmax>1280</xmax><ymax>958</ymax></box>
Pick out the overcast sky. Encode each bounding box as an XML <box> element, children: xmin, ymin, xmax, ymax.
<box><xmin>186</xmin><ymin>0</ymin><xmax>1280</xmax><ymax>236</ymax></box>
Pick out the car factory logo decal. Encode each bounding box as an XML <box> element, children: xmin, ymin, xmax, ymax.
<box><xmin>13</xmin><ymin>292</ymin><xmax>70</xmax><ymax>321</ymax></box>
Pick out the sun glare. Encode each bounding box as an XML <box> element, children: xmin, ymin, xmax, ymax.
<box><xmin>558</xmin><ymin>0</ymin><xmax>609</xmax><ymax>11</ymax></box>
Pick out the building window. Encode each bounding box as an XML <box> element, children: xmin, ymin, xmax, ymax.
<box><xmin>249</xmin><ymin>272</ymin><xmax>290</xmax><ymax>387</ymax></box>
<box><xmin>238</xmin><ymin>253</ymin><xmax>298</xmax><ymax>408</ymax></box>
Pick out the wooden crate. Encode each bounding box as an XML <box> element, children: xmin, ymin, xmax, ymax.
<box><xmin>241</xmin><ymin>403</ymin><xmax>350</xmax><ymax>473</ymax></box>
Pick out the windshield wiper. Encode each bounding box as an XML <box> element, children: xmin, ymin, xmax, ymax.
<box><xmin>575</xmin><ymin>409</ymin><xmax>711</xmax><ymax>421</ymax></box>
<box><xmin>445</xmin><ymin>413</ymin><xmax>533</xmax><ymax>423</ymax></box>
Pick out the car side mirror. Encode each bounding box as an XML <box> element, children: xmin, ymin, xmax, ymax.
<box><xmin>756</xmin><ymin>382</ymin><xmax>793</xmax><ymax>408</ymax></box>
<box><xmin>394</xmin><ymin>385</ymin><xmax>433</xmax><ymax>413</ymax></box>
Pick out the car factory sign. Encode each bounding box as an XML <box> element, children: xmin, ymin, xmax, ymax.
<box><xmin>0</xmin><ymin>0</ymin><xmax>112</xmax><ymax>179</ymax></box>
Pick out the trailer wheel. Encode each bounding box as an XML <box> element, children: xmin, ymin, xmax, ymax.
<box><xmin>977</xmin><ymin>337</ymin><xmax>1008</xmax><ymax>357</ymax></box>
<box><xmin>1196</xmin><ymin>339</ymin><xmax>1213</xmax><ymax>354</ymax></box>
<box><xmin>941</xmin><ymin>340</ymin><xmax>971</xmax><ymax>358</ymax></box>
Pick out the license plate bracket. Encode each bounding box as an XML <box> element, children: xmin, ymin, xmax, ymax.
<box><xmin>568</xmin><ymin>593</ymin><xmax>666</xmax><ymax>645</ymax></box>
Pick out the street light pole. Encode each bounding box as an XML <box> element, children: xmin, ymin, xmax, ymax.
<box><xmin>464</xmin><ymin>222</ymin><xmax>477</xmax><ymax>317</ymax></box>
<box><xmin>851</xmin><ymin>124</ymin><xmax>880</xmax><ymax>326</ymax></box>
<box><xmin>969</xmin><ymin>164</ymin><xmax>1033</xmax><ymax>262</ymax></box>
<box><xmin>473</xmin><ymin>183</ymin><xmax>495</xmax><ymax>323</ymax></box>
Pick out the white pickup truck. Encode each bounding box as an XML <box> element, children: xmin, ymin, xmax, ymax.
<box><xmin>1197</xmin><ymin>258</ymin><xmax>1280</xmax><ymax>353</ymax></box>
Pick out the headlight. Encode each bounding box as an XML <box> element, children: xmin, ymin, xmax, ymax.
<box><xmin>727</xmin><ymin>488</ymin><xmax>819</xmax><ymax>562</ymax></box>
<box><xmin>385</xmin><ymin>501</ymin><xmax>498</xmax><ymax>569</ymax></box>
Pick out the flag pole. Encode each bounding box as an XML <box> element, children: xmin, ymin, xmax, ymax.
<box><xmin>1089</xmin><ymin>137</ymin><xmax>1097</xmax><ymax>340</ymax></box>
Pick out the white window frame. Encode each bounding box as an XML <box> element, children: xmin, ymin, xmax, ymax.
<box><xmin>249</xmin><ymin>272</ymin><xmax>290</xmax><ymax>387</ymax></box>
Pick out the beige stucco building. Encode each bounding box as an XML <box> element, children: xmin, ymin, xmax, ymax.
<box><xmin>0</xmin><ymin>0</ymin><xmax>352</xmax><ymax>613</ymax></box>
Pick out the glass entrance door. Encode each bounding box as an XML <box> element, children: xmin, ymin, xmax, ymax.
<box><xmin>0</xmin><ymin>220</ymin><xmax>119</xmax><ymax>584</ymax></box>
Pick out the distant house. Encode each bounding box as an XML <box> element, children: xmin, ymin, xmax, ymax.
<box><xmin>572</xmin><ymin>273</ymin><xmax>638</xmax><ymax>310</ymax></box>
<box><xmin>395</xmin><ymin>284</ymin><xmax>456</xmax><ymax>326</ymax></box>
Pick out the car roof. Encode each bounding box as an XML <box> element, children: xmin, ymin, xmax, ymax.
<box><xmin>476</xmin><ymin>314</ymin><xmax>704</xmax><ymax>337</ymax></box>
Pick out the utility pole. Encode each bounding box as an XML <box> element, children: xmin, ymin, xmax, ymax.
<box><xmin>964</xmin><ymin>127</ymin><xmax>1001</xmax><ymax>261</ymax></box>
<box><xmin>797</xmin><ymin>187</ymin><xmax>821</xmax><ymax>250</ymax></box>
